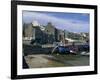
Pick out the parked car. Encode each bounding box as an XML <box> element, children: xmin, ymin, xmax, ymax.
<box><xmin>78</xmin><ymin>44</ymin><xmax>89</xmax><ymax>52</ymax></box>
<box><xmin>80</xmin><ymin>51</ymin><xmax>90</xmax><ymax>56</ymax></box>
<box><xmin>66</xmin><ymin>45</ymin><xmax>78</xmax><ymax>54</ymax></box>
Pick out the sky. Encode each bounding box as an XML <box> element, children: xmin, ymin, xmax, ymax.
<box><xmin>22</xmin><ymin>11</ymin><xmax>90</xmax><ymax>33</ymax></box>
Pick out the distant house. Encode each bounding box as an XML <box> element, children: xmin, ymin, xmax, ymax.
<box><xmin>57</xmin><ymin>29</ymin><xmax>65</xmax><ymax>44</ymax></box>
<box><xmin>32</xmin><ymin>26</ymin><xmax>43</xmax><ymax>43</ymax></box>
<box><xmin>23</xmin><ymin>23</ymin><xmax>33</xmax><ymax>40</ymax></box>
<box><xmin>45</xmin><ymin>22</ymin><xmax>56</xmax><ymax>43</ymax></box>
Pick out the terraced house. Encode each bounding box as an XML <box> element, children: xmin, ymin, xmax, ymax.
<box><xmin>23</xmin><ymin>21</ymin><xmax>65</xmax><ymax>45</ymax></box>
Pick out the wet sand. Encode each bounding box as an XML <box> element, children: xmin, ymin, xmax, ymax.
<box><xmin>23</xmin><ymin>54</ymin><xmax>89</xmax><ymax>68</ymax></box>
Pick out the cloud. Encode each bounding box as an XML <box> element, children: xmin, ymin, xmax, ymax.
<box><xmin>23</xmin><ymin>11</ymin><xmax>89</xmax><ymax>33</ymax></box>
